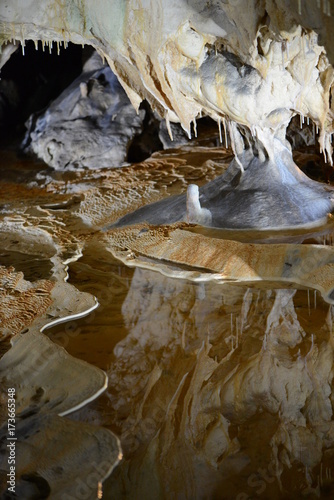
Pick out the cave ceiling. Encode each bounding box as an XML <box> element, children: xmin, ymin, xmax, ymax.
<box><xmin>1</xmin><ymin>1</ymin><xmax>334</xmax><ymax>499</ymax></box>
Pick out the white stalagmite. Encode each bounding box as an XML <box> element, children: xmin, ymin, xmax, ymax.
<box><xmin>0</xmin><ymin>0</ymin><xmax>333</xmax><ymax>228</ymax></box>
<box><xmin>186</xmin><ymin>184</ymin><xmax>212</xmax><ymax>225</ymax></box>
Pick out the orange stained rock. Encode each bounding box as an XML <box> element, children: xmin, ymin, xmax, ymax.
<box><xmin>106</xmin><ymin>223</ymin><xmax>334</xmax><ymax>303</ymax></box>
<box><xmin>0</xmin><ymin>265</ymin><xmax>54</xmax><ymax>338</ymax></box>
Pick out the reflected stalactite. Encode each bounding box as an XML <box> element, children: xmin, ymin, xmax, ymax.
<box><xmin>105</xmin><ymin>269</ymin><xmax>334</xmax><ymax>498</ymax></box>
<box><xmin>1</xmin><ymin>120</ymin><xmax>334</xmax><ymax>497</ymax></box>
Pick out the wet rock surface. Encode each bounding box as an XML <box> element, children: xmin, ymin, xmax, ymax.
<box><xmin>1</xmin><ymin>1</ymin><xmax>333</xmax><ymax>228</ymax></box>
<box><xmin>0</xmin><ymin>1</ymin><xmax>334</xmax><ymax>497</ymax></box>
<box><xmin>23</xmin><ymin>52</ymin><xmax>146</xmax><ymax>170</ymax></box>
<box><xmin>0</xmin><ymin>145</ymin><xmax>334</xmax><ymax>497</ymax></box>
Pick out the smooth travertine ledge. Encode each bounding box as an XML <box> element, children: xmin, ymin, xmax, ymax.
<box><xmin>104</xmin><ymin>222</ymin><xmax>334</xmax><ymax>304</ymax></box>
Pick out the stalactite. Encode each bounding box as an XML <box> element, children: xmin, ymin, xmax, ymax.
<box><xmin>163</xmin><ymin>114</ymin><xmax>172</xmax><ymax>140</ymax></box>
<box><xmin>222</xmin><ymin>117</ymin><xmax>228</xmax><ymax>148</ymax></box>
<box><xmin>218</xmin><ymin>118</ymin><xmax>222</xmax><ymax>143</ymax></box>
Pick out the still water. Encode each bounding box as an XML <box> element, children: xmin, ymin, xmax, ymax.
<box><xmin>1</xmin><ymin>147</ymin><xmax>334</xmax><ymax>498</ymax></box>
<box><xmin>46</xmin><ymin>234</ymin><xmax>334</xmax><ymax>499</ymax></box>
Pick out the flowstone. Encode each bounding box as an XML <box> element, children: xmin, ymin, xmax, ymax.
<box><xmin>110</xmin><ymin>133</ymin><xmax>334</xmax><ymax>229</ymax></box>
<box><xmin>1</xmin><ymin>0</ymin><xmax>334</xmax><ymax>228</ymax></box>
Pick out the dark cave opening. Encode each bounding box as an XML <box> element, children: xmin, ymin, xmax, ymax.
<box><xmin>0</xmin><ymin>41</ymin><xmax>88</xmax><ymax>147</ymax></box>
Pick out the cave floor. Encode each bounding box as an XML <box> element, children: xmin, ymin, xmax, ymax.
<box><xmin>1</xmin><ymin>145</ymin><xmax>334</xmax><ymax>499</ymax></box>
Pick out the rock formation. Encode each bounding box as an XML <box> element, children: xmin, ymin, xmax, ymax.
<box><xmin>23</xmin><ymin>51</ymin><xmax>145</xmax><ymax>169</ymax></box>
<box><xmin>1</xmin><ymin>0</ymin><xmax>334</xmax><ymax>227</ymax></box>
<box><xmin>1</xmin><ymin>2</ymin><xmax>334</xmax><ymax>499</ymax></box>
<box><xmin>0</xmin><ymin>206</ymin><xmax>122</xmax><ymax>498</ymax></box>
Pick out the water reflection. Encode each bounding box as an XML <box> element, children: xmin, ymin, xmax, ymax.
<box><xmin>2</xmin><ymin>147</ymin><xmax>334</xmax><ymax>498</ymax></box>
<box><xmin>107</xmin><ymin>269</ymin><xmax>334</xmax><ymax>499</ymax></box>
<box><xmin>0</xmin><ymin>250</ymin><xmax>53</xmax><ymax>281</ymax></box>
<box><xmin>50</xmin><ymin>250</ymin><xmax>334</xmax><ymax>499</ymax></box>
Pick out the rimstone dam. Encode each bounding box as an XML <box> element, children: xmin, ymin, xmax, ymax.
<box><xmin>1</xmin><ymin>1</ymin><xmax>334</xmax><ymax>498</ymax></box>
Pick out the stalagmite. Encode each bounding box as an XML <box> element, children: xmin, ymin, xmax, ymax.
<box><xmin>186</xmin><ymin>184</ymin><xmax>212</xmax><ymax>225</ymax></box>
<box><xmin>0</xmin><ymin>0</ymin><xmax>333</xmax><ymax>228</ymax></box>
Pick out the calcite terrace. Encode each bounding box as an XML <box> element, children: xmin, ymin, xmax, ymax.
<box><xmin>1</xmin><ymin>1</ymin><xmax>334</xmax><ymax>498</ymax></box>
<box><xmin>1</xmin><ymin>0</ymin><xmax>334</xmax><ymax>227</ymax></box>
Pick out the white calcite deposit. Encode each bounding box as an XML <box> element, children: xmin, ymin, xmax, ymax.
<box><xmin>0</xmin><ymin>1</ymin><xmax>332</xmax><ymax>145</ymax></box>
<box><xmin>1</xmin><ymin>2</ymin><xmax>334</xmax><ymax>498</ymax></box>
<box><xmin>1</xmin><ymin>0</ymin><xmax>333</xmax><ymax>227</ymax></box>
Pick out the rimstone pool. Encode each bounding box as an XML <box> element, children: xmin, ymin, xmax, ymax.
<box><xmin>1</xmin><ymin>143</ymin><xmax>334</xmax><ymax>498</ymax></box>
<box><xmin>1</xmin><ymin>1</ymin><xmax>334</xmax><ymax>498</ymax></box>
